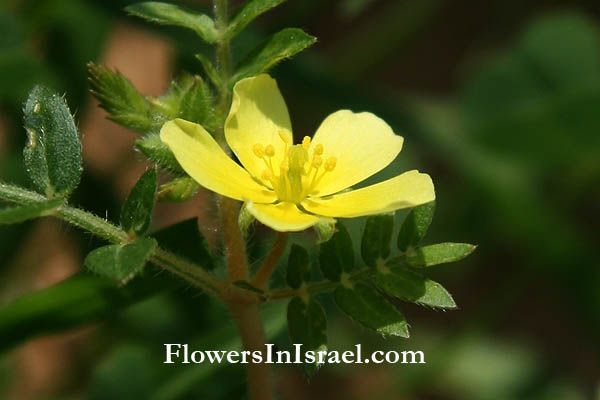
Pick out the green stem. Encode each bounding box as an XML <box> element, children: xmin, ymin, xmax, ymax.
<box><xmin>0</xmin><ymin>181</ymin><xmax>223</xmax><ymax>296</ymax></box>
<box><xmin>214</xmin><ymin>0</ymin><xmax>233</xmax><ymax>126</ymax></box>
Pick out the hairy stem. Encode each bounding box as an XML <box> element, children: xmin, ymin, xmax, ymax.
<box><xmin>212</xmin><ymin>2</ymin><xmax>274</xmax><ymax>400</ymax></box>
<box><xmin>229</xmin><ymin>301</ymin><xmax>273</xmax><ymax>400</ymax></box>
<box><xmin>214</xmin><ymin>0</ymin><xmax>233</xmax><ymax>124</ymax></box>
<box><xmin>251</xmin><ymin>232</ymin><xmax>288</xmax><ymax>289</ymax></box>
<box><xmin>221</xmin><ymin>197</ymin><xmax>248</xmax><ymax>282</ymax></box>
<box><xmin>0</xmin><ymin>182</ymin><xmax>223</xmax><ymax>296</ymax></box>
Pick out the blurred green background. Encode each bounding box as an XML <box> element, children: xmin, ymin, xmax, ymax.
<box><xmin>1</xmin><ymin>0</ymin><xmax>599</xmax><ymax>399</ymax></box>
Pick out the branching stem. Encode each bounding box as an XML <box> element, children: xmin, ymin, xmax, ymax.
<box><xmin>0</xmin><ymin>182</ymin><xmax>224</xmax><ymax>297</ymax></box>
<box><xmin>251</xmin><ymin>232</ymin><xmax>288</xmax><ymax>289</ymax></box>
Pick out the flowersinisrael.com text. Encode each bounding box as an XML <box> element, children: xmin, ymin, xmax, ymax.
<box><xmin>164</xmin><ymin>344</ymin><xmax>425</xmax><ymax>365</ymax></box>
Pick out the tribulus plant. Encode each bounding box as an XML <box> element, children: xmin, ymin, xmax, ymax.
<box><xmin>0</xmin><ymin>1</ymin><xmax>475</xmax><ymax>399</ymax></box>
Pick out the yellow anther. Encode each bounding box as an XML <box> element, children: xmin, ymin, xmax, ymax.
<box><xmin>253</xmin><ymin>144</ymin><xmax>264</xmax><ymax>158</ymax></box>
<box><xmin>265</xmin><ymin>144</ymin><xmax>275</xmax><ymax>157</ymax></box>
<box><xmin>312</xmin><ymin>155</ymin><xmax>323</xmax><ymax>168</ymax></box>
<box><xmin>280</xmin><ymin>159</ymin><xmax>289</xmax><ymax>172</ymax></box>
<box><xmin>278</xmin><ymin>130</ymin><xmax>289</xmax><ymax>144</ymax></box>
<box><xmin>302</xmin><ymin>136</ymin><xmax>311</xmax><ymax>149</ymax></box>
<box><xmin>324</xmin><ymin>157</ymin><xmax>337</xmax><ymax>171</ymax></box>
<box><xmin>261</xmin><ymin>170</ymin><xmax>273</xmax><ymax>181</ymax></box>
<box><xmin>314</xmin><ymin>144</ymin><xmax>324</xmax><ymax>155</ymax></box>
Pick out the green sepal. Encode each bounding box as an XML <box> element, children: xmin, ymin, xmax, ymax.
<box><xmin>238</xmin><ymin>203</ymin><xmax>255</xmax><ymax>238</ymax></box>
<box><xmin>407</xmin><ymin>243</ymin><xmax>476</xmax><ymax>267</ymax></box>
<box><xmin>0</xmin><ymin>198</ymin><xmax>64</xmax><ymax>224</ymax></box>
<box><xmin>120</xmin><ymin>169</ymin><xmax>157</xmax><ymax>236</ymax></box>
<box><xmin>287</xmin><ymin>296</ymin><xmax>328</xmax><ymax>376</ymax></box>
<box><xmin>151</xmin><ymin>217</ymin><xmax>214</xmax><ymax>271</ymax></box>
<box><xmin>397</xmin><ymin>201</ymin><xmax>435</xmax><ymax>252</ymax></box>
<box><xmin>231</xmin><ymin>28</ymin><xmax>317</xmax><ymax>84</ymax></box>
<box><xmin>225</xmin><ymin>0</ymin><xmax>286</xmax><ymax>40</ymax></box>
<box><xmin>334</xmin><ymin>282</ymin><xmax>409</xmax><ymax>338</ymax></box>
<box><xmin>157</xmin><ymin>176</ymin><xmax>199</xmax><ymax>203</ymax></box>
<box><xmin>148</xmin><ymin>73</ymin><xmax>216</xmax><ymax>131</ymax></box>
<box><xmin>23</xmin><ymin>86</ymin><xmax>82</xmax><ymax>198</ymax></box>
<box><xmin>125</xmin><ymin>2</ymin><xmax>218</xmax><ymax>43</ymax></box>
<box><xmin>375</xmin><ymin>268</ymin><xmax>456</xmax><ymax>309</ymax></box>
<box><xmin>87</xmin><ymin>63</ymin><xmax>154</xmax><ymax>134</ymax></box>
<box><xmin>136</xmin><ymin>134</ymin><xmax>184</xmax><ymax>174</ymax></box>
<box><xmin>314</xmin><ymin>218</ymin><xmax>336</xmax><ymax>244</ymax></box>
<box><xmin>361</xmin><ymin>212</ymin><xmax>394</xmax><ymax>268</ymax></box>
<box><xmin>85</xmin><ymin>238</ymin><xmax>157</xmax><ymax>284</ymax></box>
<box><xmin>286</xmin><ymin>244</ymin><xmax>311</xmax><ymax>289</ymax></box>
<box><xmin>319</xmin><ymin>223</ymin><xmax>354</xmax><ymax>282</ymax></box>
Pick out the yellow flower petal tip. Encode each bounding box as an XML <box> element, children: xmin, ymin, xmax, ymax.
<box><xmin>161</xmin><ymin>74</ymin><xmax>435</xmax><ymax>232</ymax></box>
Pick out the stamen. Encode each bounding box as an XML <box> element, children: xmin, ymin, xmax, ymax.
<box><xmin>312</xmin><ymin>155</ymin><xmax>323</xmax><ymax>169</ymax></box>
<box><xmin>261</xmin><ymin>170</ymin><xmax>273</xmax><ymax>181</ymax></box>
<box><xmin>278</xmin><ymin>130</ymin><xmax>289</xmax><ymax>144</ymax></box>
<box><xmin>302</xmin><ymin>136</ymin><xmax>311</xmax><ymax>149</ymax></box>
<box><xmin>253</xmin><ymin>144</ymin><xmax>264</xmax><ymax>158</ymax></box>
<box><xmin>324</xmin><ymin>157</ymin><xmax>337</xmax><ymax>171</ymax></box>
<box><xmin>314</xmin><ymin>144</ymin><xmax>324</xmax><ymax>155</ymax></box>
<box><xmin>307</xmin><ymin>157</ymin><xmax>337</xmax><ymax>195</ymax></box>
<box><xmin>265</xmin><ymin>144</ymin><xmax>275</xmax><ymax>157</ymax></box>
<box><xmin>280</xmin><ymin>159</ymin><xmax>289</xmax><ymax>172</ymax></box>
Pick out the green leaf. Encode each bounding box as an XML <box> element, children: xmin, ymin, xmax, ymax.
<box><xmin>157</xmin><ymin>176</ymin><xmax>199</xmax><ymax>203</ymax></box>
<box><xmin>0</xmin><ymin>273</ymin><xmax>171</xmax><ymax>353</ymax></box>
<box><xmin>226</xmin><ymin>0</ymin><xmax>286</xmax><ymax>40</ymax></box>
<box><xmin>151</xmin><ymin>218</ymin><xmax>214</xmax><ymax>271</ymax></box>
<box><xmin>0</xmin><ymin>198</ymin><xmax>63</xmax><ymax>224</ymax></box>
<box><xmin>195</xmin><ymin>53</ymin><xmax>222</xmax><ymax>88</ymax></box>
<box><xmin>121</xmin><ymin>169</ymin><xmax>157</xmax><ymax>236</ymax></box>
<box><xmin>361</xmin><ymin>212</ymin><xmax>394</xmax><ymax>268</ymax></box>
<box><xmin>231</xmin><ymin>28</ymin><xmax>317</xmax><ymax>83</ymax></box>
<box><xmin>87</xmin><ymin>63</ymin><xmax>154</xmax><ymax>134</ymax></box>
<box><xmin>85</xmin><ymin>238</ymin><xmax>157</xmax><ymax>284</ymax></box>
<box><xmin>397</xmin><ymin>201</ymin><xmax>435</xmax><ymax>252</ymax></box>
<box><xmin>334</xmin><ymin>282</ymin><xmax>408</xmax><ymax>337</ymax></box>
<box><xmin>148</xmin><ymin>73</ymin><xmax>215</xmax><ymax>130</ymax></box>
<box><xmin>375</xmin><ymin>268</ymin><xmax>456</xmax><ymax>309</ymax></box>
<box><xmin>287</xmin><ymin>297</ymin><xmax>327</xmax><ymax>376</ymax></box>
<box><xmin>125</xmin><ymin>2</ymin><xmax>218</xmax><ymax>43</ymax></box>
<box><xmin>23</xmin><ymin>86</ymin><xmax>82</xmax><ymax>198</ymax></box>
<box><xmin>136</xmin><ymin>134</ymin><xmax>184</xmax><ymax>174</ymax></box>
<box><xmin>407</xmin><ymin>242</ymin><xmax>476</xmax><ymax>267</ymax></box>
<box><xmin>286</xmin><ymin>244</ymin><xmax>311</xmax><ymax>289</ymax></box>
<box><xmin>319</xmin><ymin>223</ymin><xmax>354</xmax><ymax>281</ymax></box>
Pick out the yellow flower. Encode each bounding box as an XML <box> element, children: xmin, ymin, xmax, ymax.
<box><xmin>160</xmin><ymin>74</ymin><xmax>434</xmax><ymax>232</ymax></box>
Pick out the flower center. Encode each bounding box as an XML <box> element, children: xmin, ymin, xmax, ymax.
<box><xmin>253</xmin><ymin>133</ymin><xmax>337</xmax><ymax>203</ymax></box>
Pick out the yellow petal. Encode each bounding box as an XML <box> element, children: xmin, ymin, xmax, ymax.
<box><xmin>225</xmin><ymin>75</ymin><xmax>293</xmax><ymax>183</ymax></box>
<box><xmin>302</xmin><ymin>170</ymin><xmax>434</xmax><ymax>218</ymax></box>
<box><xmin>160</xmin><ymin>119</ymin><xmax>276</xmax><ymax>203</ymax></box>
<box><xmin>309</xmin><ymin>110</ymin><xmax>404</xmax><ymax>196</ymax></box>
<box><xmin>246</xmin><ymin>201</ymin><xmax>321</xmax><ymax>232</ymax></box>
